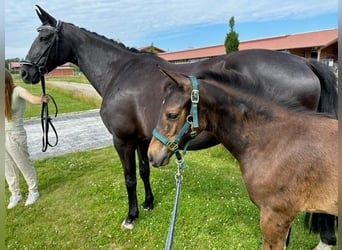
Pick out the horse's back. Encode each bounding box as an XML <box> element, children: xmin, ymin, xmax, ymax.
<box><xmin>224</xmin><ymin>49</ymin><xmax>307</xmax><ymax>71</ymax></box>
<box><xmin>219</xmin><ymin>49</ymin><xmax>321</xmax><ymax>110</ymax></box>
<box><xmin>223</xmin><ymin>49</ymin><xmax>318</xmax><ymax>84</ymax></box>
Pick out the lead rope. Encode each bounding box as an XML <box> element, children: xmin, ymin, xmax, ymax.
<box><xmin>165</xmin><ymin>155</ymin><xmax>186</xmax><ymax>250</ymax></box>
<box><xmin>40</xmin><ymin>71</ymin><xmax>59</xmax><ymax>152</ymax></box>
<box><xmin>154</xmin><ymin>75</ymin><xmax>199</xmax><ymax>249</ymax></box>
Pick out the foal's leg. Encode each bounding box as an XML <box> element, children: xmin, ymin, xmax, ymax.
<box><xmin>285</xmin><ymin>227</ymin><xmax>292</xmax><ymax>247</ymax></box>
<box><xmin>137</xmin><ymin>140</ymin><xmax>154</xmax><ymax>211</ymax></box>
<box><xmin>260</xmin><ymin>208</ymin><xmax>295</xmax><ymax>250</ymax></box>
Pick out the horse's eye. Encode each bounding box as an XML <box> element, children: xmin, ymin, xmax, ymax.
<box><xmin>167</xmin><ymin>113</ymin><xmax>179</xmax><ymax>121</ymax></box>
<box><xmin>39</xmin><ymin>36</ymin><xmax>49</xmax><ymax>42</ymax></box>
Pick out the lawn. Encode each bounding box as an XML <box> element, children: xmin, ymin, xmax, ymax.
<box><xmin>5</xmin><ymin>145</ymin><xmax>326</xmax><ymax>249</ymax></box>
<box><xmin>5</xmin><ymin>77</ymin><xmax>334</xmax><ymax>249</ymax></box>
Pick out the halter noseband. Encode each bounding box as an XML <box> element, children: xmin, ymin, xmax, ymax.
<box><xmin>152</xmin><ymin>76</ymin><xmax>200</xmax><ymax>162</ymax></box>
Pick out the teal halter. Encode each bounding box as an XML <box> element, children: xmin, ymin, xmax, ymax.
<box><xmin>152</xmin><ymin>76</ymin><xmax>200</xmax><ymax>164</ymax></box>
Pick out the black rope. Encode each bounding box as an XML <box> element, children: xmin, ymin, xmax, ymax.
<box><xmin>40</xmin><ymin>73</ymin><xmax>58</xmax><ymax>152</ymax></box>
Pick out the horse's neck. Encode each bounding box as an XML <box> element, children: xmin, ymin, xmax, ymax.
<box><xmin>67</xmin><ymin>25</ymin><xmax>134</xmax><ymax>96</ymax></box>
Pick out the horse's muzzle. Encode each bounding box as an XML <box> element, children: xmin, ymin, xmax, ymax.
<box><xmin>148</xmin><ymin>142</ymin><xmax>172</xmax><ymax>167</ymax></box>
<box><xmin>20</xmin><ymin>65</ymin><xmax>41</xmax><ymax>84</ymax></box>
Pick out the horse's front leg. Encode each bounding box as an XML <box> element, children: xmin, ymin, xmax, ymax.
<box><xmin>113</xmin><ymin>139</ymin><xmax>139</xmax><ymax>230</ymax></box>
<box><xmin>137</xmin><ymin>140</ymin><xmax>154</xmax><ymax>210</ymax></box>
<box><xmin>260</xmin><ymin>208</ymin><xmax>296</xmax><ymax>250</ymax></box>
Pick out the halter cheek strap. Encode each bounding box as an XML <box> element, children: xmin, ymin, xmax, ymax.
<box><xmin>20</xmin><ymin>21</ymin><xmax>62</xmax><ymax>152</ymax></box>
<box><xmin>152</xmin><ymin>76</ymin><xmax>200</xmax><ymax>164</ymax></box>
<box><xmin>189</xmin><ymin>76</ymin><xmax>199</xmax><ymax>129</ymax></box>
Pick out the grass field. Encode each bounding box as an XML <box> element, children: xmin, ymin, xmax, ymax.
<box><xmin>6</xmin><ymin>145</ymin><xmax>325</xmax><ymax>249</ymax></box>
<box><xmin>6</xmin><ymin>77</ymin><xmax>335</xmax><ymax>249</ymax></box>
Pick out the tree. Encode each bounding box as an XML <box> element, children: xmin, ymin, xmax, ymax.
<box><xmin>69</xmin><ymin>63</ymin><xmax>81</xmax><ymax>73</ymax></box>
<box><xmin>149</xmin><ymin>43</ymin><xmax>156</xmax><ymax>54</ymax></box>
<box><xmin>224</xmin><ymin>16</ymin><xmax>239</xmax><ymax>54</ymax></box>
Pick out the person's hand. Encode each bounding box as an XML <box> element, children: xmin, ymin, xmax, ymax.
<box><xmin>41</xmin><ymin>95</ymin><xmax>50</xmax><ymax>103</ymax></box>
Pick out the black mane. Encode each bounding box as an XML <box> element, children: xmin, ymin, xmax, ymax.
<box><xmin>65</xmin><ymin>23</ymin><xmax>150</xmax><ymax>54</ymax></box>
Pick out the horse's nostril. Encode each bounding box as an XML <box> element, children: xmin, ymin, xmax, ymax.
<box><xmin>20</xmin><ymin>69</ymin><xmax>27</xmax><ymax>78</ymax></box>
<box><xmin>148</xmin><ymin>155</ymin><xmax>153</xmax><ymax>163</ymax></box>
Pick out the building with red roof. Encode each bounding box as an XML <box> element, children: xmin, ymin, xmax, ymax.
<box><xmin>46</xmin><ymin>63</ymin><xmax>74</xmax><ymax>77</ymax></box>
<box><xmin>158</xmin><ymin>29</ymin><xmax>338</xmax><ymax>68</ymax></box>
<box><xmin>9</xmin><ymin>62</ymin><xmax>74</xmax><ymax>77</ymax></box>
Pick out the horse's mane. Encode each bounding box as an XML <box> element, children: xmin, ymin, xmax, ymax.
<box><xmin>66</xmin><ymin>22</ymin><xmax>153</xmax><ymax>54</ymax></box>
<box><xmin>199</xmin><ymin>70</ymin><xmax>335</xmax><ymax>119</ymax></box>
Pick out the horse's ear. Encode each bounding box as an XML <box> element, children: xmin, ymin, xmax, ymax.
<box><xmin>158</xmin><ymin>65</ymin><xmax>191</xmax><ymax>92</ymax></box>
<box><xmin>35</xmin><ymin>5</ymin><xmax>57</xmax><ymax>26</ymax></box>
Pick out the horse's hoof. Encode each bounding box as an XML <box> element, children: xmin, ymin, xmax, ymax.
<box><xmin>313</xmin><ymin>240</ymin><xmax>332</xmax><ymax>250</ymax></box>
<box><xmin>142</xmin><ymin>204</ymin><xmax>154</xmax><ymax>211</ymax></box>
<box><xmin>142</xmin><ymin>202</ymin><xmax>154</xmax><ymax>211</ymax></box>
<box><xmin>121</xmin><ymin>219</ymin><xmax>134</xmax><ymax>230</ymax></box>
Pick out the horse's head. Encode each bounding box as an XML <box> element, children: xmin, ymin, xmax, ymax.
<box><xmin>148</xmin><ymin>68</ymin><xmax>207</xmax><ymax>167</ymax></box>
<box><xmin>21</xmin><ymin>5</ymin><xmax>67</xmax><ymax>84</ymax></box>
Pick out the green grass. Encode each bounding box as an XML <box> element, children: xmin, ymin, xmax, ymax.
<box><xmin>46</xmin><ymin>75</ymin><xmax>91</xmax><ymax>84</ymax></box>
<box><xmin>5</xmin><ymin>145</ymin><xmax>330</xmax><ymax>249</ymax></box>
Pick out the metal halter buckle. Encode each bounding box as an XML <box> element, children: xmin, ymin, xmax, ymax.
<box><xmin>191</xmin><ymin>90</ymin><xmax>199</xmax><ymax>104</ymax></box>
<box><xmin>190</xmin><ymin>128</ymin><xmax>197</xmax><ymax>137</ymax></box>
<box><xmin>167</xmin><ymin>141</ymin><xmax>179</xmax><ymax>151</ymax></box>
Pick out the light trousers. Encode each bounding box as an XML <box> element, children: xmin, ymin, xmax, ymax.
<box><xmin>5</xmin><ymin>131</ymin><xmax>38</xmax><ymax>196</ymax></box>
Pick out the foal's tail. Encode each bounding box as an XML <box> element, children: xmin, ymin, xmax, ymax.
<box><xmin>307</xmin><ymin>59</ymin><xmax>338</xmax><ymax>118</ymax></box>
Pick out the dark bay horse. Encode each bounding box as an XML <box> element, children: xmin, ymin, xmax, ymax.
<box><xmin>20</xmin><ymin>6</ymin><xmax>337</xmax><ymax>244</ymax></box>
<box><xmin>148</xmin><ymin>69</ymin><xmax>338</xmax><ymax>250</ymax></box>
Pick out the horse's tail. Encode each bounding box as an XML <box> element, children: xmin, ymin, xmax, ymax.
<box><xmin>307</xmin><ymin>59</ymin><xmax>338</xmax><ymax>118</ymax></box>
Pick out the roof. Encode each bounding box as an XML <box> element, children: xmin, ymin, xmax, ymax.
<box><xmin>9</xmin><ymin>62</ymin><xmax>73</xmax><ymax>69</ymax></box>
<box><xmin>139</xmin><ymin>45</ymin><xmax>165</xmax><ymax>53</ymax></box>
<box><xmin>158</xmin><ymin>29</ymin><xmax>338</xmax><ymax>61</ymax></box>
<box><xmin>10</xmin><ymin>62</ymin><xmax>21</xmax><ymax>68</ymax></box>
<box><xmin>55</xmin><ymin>63</ymin><xmax>74</xmax><ymax>70</ymax></box>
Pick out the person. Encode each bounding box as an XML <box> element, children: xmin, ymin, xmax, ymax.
<box><xmin>5</xmin><ymin>69</ymin><xmax>49</xmax><ymax>209</ymax></box>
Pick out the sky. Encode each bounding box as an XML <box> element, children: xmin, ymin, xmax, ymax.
<box><xmin>5</xmin><ymin>0</ymin><xmax>338</xmax><ymax>59</ymax></box>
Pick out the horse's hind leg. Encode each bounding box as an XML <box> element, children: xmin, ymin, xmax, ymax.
<box><xmin>260</xmin><ymin>208</ymin><xmax>296</xmax><ymax>250</ymax></box>
<box><xmin>310</xmin><ymin>213</ymin><xmax>337</xmax><ymax>250</ymax></box>
<box><xmin>312</xmin><ymin>214</ymin><xmax>336</xmax><ymax>246</ymax></box>
<box><xmin>137</xmin><ymin>140</ymin><xmax>154</xmax><ymax>211</ymax></box>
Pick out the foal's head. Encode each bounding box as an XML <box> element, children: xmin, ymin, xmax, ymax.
<box><xmin>148</xmin><ymin>69</ymin><xmax>208</xmax><ymax>167</ymax></box>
